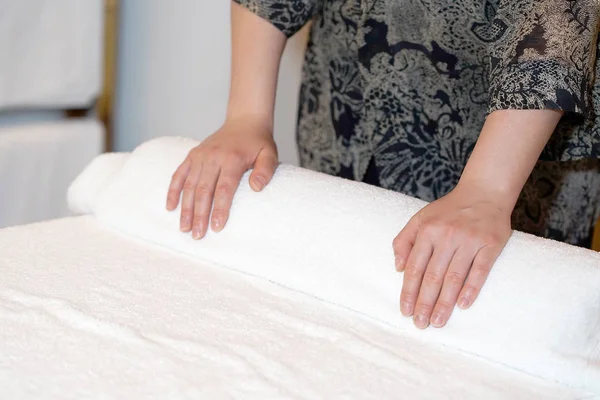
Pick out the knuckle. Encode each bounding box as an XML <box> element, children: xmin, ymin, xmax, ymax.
<box><xmin>206</xmin><ymin>157</ymin><xmax>220</xmax><ymax>168</ymax></box>
<box><xmin>422</xmin><ymin>221</ymin><xmax>451</xmax><ymax>239</ymax></box>
<box><xmin>434</xmin><ymin>299</ymin><xmax>454</xmax><ymax>311</ymax></box>
<box><xmin>421</xmin><ymin>221</ymin><xmax>438</xmax><ymax>236</ymax></box>
<box><xmin>195</xmin><ymin>184</ymin><xmax>213</xmax><ymax>197</ymax></box>
<box><xmin>404</xmin><ymin>264</ymin><xmax>422</xmax><ymax>278</ymax></box>
<box><xmin>470</xmin><ymin>264</ymin><xmax>491</xmax><ymax>281</ymax></box>
<box><xmin>211</xmin><ymin>209</ymin><xmax>225</xmax><ymax>219</ymax></box>
<box><xmin>201</xmin><ymin>151</ymin><xmax>219</xmax><ymax>166</ymax></box>
<box><xmin>187</xmin><ymin>150</ymin><xmax>202</xmax><ymax>162</ymax></box>
<box><xmin>465</xmin><ymin>228</ymin><xmax>483</xmax><ymax>243</ymax></box>
<box><xmin>182</xmin><ymin>181</ymin><xmax>196</xmax><ymax>192</ymax></box>
<box><xmin>166</xmin><ymin>193</ymin><xmax>179</xmax><ymax>204</ymax></box>
<box><xmin>192</xmin><ymin>214</ymin><xmax>205</xmax><ymax>225</ymax></box>
<box><xmin>214</xmin><ymin>184</ymin><xmax>232</xmax><ymax>199</ymax></box>
<box><xmin>422</xmin><ymin>270</ymin><xmax>443</xmax><ymax>286</ymax></box>
<box><xmin>186</xmin><ymin>149</ymin><xmax>198</xmax><ymax>159</ymax></box>
<box><xmin>226</xmin><ymin>151</ymin><xmax>246</xmax><ymax>165</ymax></box>
<box><xmin>400</xmin><ymin>292</ymin><xmax>415</xmax><ymax>304</ymax></box>
<box><xmin>415</xmin><ymin>302</ymin><xmax>434</xmax><ymax>313</ymax></box>
<box><xmin>190</xmin><ymin>145</ymin><xmax>202</xmax><ymax>153</ymax></box>
<box><xmin>442</xmin><ymin>225</ymin><xmax>459</xmax><ymax>242</ymax></box>
<box><xmin>472</xmin><ymin>262</ymin><xmax>491</xmax><ymax>275</ymax></box>
<box><xmin>463</xmin><ymin>284</ymin><xmax>480</xmax><ymax>297</ymax></box>
<box><xmin>484</xmin><ymin>234</ymin><xmax>501</xmax><ymax>247</ymax></box>
<box><xmin>205</xmin><ymin>145</ymin><xmax>220</xmax><ymax>155</ymax></box>
<box><xmin>170</xmin><ymin>170</ymin><xmax>182</xmax><ymax>182</ymax></box>
<box><xmin>444</xmin><ymin>271</ymin><xmax>465</xmax><ymax>287</ymax></box>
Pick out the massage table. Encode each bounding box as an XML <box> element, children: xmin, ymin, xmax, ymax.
<box><xmin>1</xmin><ymin>137</ymin><xmax>599</xmax><ymax>399</ymax></box>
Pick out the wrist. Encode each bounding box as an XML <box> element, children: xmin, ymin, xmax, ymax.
<box><xmin>224</xmin><ymin>112</ymin><xmax>274</xmax><ymax>134</ymax></box>
<box><xmin>455</xmin><ymin>174</ymin><xmax>520</xmax><ymax>213</ymax></box>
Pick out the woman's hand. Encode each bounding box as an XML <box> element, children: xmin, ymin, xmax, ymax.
<box><xmin>392</xmin><ymin>182</ymin><xmax>512</xmax><ymax>329</ymax></box>
<box><xmin>165</xmin><ymin>1</ymin><xmax>287</xmax><ymax>239</ymax></box>
<box><xmin>166</xmin><ymin>117</ymin><xmax>278</xmax><ymax>239</ymax></box>
<box><xmin>392</xmin><ymin>109</ymin><xmax>562</xmax><ymax>329</ymax></box>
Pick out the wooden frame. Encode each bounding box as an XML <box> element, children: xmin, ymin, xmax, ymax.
<box><xmin>65</xmin><ymin>0</ymin><xmax>118</xmax><ymax>153</ymax></box>
<box><xmin>96</xmin><ymin>0</ymin><xmax>119</xmax><ymax>152</ymax></box>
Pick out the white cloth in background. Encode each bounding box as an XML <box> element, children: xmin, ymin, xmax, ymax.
<box><xmin>0</xmin><ymin>0</ymin><xmax>103</xmax><ymax>109</ymax></box>
<box><xmin>0</xmin><ymin>216</ymin><xmax>593</xmax><ymax>400</ymax></box>
<box><xmin>0</xmin><ymin>119</ymin><xmax>103</xmax><ymax>228</ymax></box>
<box><xmin>68</xmin><ymin>137</ymin><xmax>600</xmax><ymax>394</ymax></box>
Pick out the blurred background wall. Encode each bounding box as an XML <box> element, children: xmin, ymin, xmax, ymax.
<box><xmin>114</xmin><ymin>0</ymin><xmax>307</xmax><ymax>165</ymax></box>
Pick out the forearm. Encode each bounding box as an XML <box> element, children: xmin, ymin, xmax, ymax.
<box><xmin>457</xmin><ymin>109</ymin><xmax>562</xmax><ymax>210</ymax></box>
<box><xmin>226</xmin><ymin>2</ymin><xmax>287</xmax><ymax>130</ymax></box>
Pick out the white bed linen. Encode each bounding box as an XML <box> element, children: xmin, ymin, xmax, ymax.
<box><xmin>0</xmin><ymin>217</ymin><xmax>595</xmax><ymax>399</ymax></box>
<box><xmin>67</xmin><ymin>137</ymin><xmax>600</xmax><ymax>393</ymax></box>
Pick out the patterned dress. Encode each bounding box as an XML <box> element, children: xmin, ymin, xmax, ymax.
<box><xmin>235</xmin><ymin>0</ymin><xmax>600</xmax><ymax>247</ymax></box>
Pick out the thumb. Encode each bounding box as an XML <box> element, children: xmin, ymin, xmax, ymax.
<box><xmin>249</xmin><ymin>147</ymin><xmax>278</xmax><ymax>192</ymax></box>
<box><xmin>392</xmin><ymin>215</ymin><xmax>420</xmax><ymax>272</ymax></box>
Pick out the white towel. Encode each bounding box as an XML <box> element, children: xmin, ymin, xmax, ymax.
<box><xmin>0</xmin><ymin>216</ymin><xmax>590</xmax><ymax>399</ymax></box>
<box><xmin>68</xmin><ymin>136</ymin><xmax>600</xmax><ymax>393</ymax></box>
<box><xmin>0</xmin><ymin>119</ymin><xmax>103</xmax><ymax>227</ymax></box>
<box><xmin>0</xmin><ymin>0</ymin><xmax>103</xmax><ymax>109</ymax></box>
<box><xmin>68</xmin><ymin>152</ymin><xmax>129</xmax><ymax>216</ymax></box>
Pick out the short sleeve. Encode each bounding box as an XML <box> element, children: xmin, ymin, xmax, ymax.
<box><xmin>487</xmin><ymin>0</ymin><xmax>599</xmax><ymax>118</ymax></box>
<box><xmin>233</xmin><ymin>0</ymin><xmax>322</xmax><ymax>37</ymax></box>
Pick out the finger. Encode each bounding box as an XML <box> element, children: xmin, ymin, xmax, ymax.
<box><xmin>413</xmin><ymin>246</ymin><xmax>456</xmax><ymax>329</ymax></box>
<box><xmin>179</xmin><ymin>163</ymin><xmax>202</xmax><ymax>232</ymax></box>
<box><xmin>457</xmin><ymin>245</ymin><xmax>502</xmax><ymax>310</ymax></box>
<box><xmin>249</xmin><ymin>147</ymin><xmax>278</xmax><ymax>191</ymax></box>
<box><xmin>399</xmin><ymin>234</ymin><xmax>433</xmax><ymax>318</ymax></box>
<box><xmin>192</xmin><ymin>162</ymin><xmax>221</xmax><ymax>240</ymax></box>
<box><xmin>210</xmin><ymin>163</ymin><xmax>246</xmax><ymax>232</ymax></box>
<box><xmin>166</xmin><ymin>158</ymin><xmax>191</xmax><ymax>210</ymax></box>
<box><xmin>430</xmin><ymin>248</ymin><xmax>477</xmax><ymax>328</ymax></box>
<box><xmin>392</xmin><ymin>216</ymin><xmax>419</xmax><ymax>272</ymax></box>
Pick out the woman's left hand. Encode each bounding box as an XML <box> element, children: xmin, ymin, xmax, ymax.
<box><xmin>392</xmin><ymin>182</ymin><xmax>513</xmax><ymax>329</ymax></box>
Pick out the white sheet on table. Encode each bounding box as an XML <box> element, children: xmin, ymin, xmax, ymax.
<box><xmin>0</xmin><ymin>217</ymin><xmax>594</xmax><ymax>400</ymax></box>
<box><xmin>67</xmin><ymin>137</ymin><xmax>600</xmax><ymax>394</ymax></box>
<box><xmin>0</xmin><ymin>120</ymin><xmax>103</xmax><ymax>228</ymax></box>
<box><xmin>0</xmin><ymin>0</ymin><xmax>103</xmax><ymax>109</ymax></box>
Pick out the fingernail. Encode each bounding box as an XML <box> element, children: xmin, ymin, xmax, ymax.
<box><xmin>166</xmin><ymin>199</ymin><xmax>175</xmax><ymax>211</ymax></box>
<box><xmin>212</xmin><ymin>218</ymin><xmax>222</xmax><ymax>232</ymax></box>
<box><xmin>400</xmin><ymin>302</ymin><xmax>413</xmax><ymax>316</ymax></box>
<box><xmin>458</xmin><ymin>297</ymin><xmax>470</xmax><ymax>309</ymax></box>
<box><xmin>395</xmin><ymin>257</ymin><xmax>404</xmax><ymax>271</ymax></box>
<box><xmin>253</xmin><ymin>176</ymin><xmax>266</xmax><ymax>190</ymax></box>
<box><xmin>180</xmin><ymin>217</ymin><xmax>190</xmax><ymax>232</ymax></box>
<box><xmin>192</xmin><ymin>226</ymin><xmax>202</xmax><ymax>240</ymax></box>
<box><xmin>431</xmin><ymin>313</ymin><xmax>444</xmax><ymax>327</ymax></box>
<box><xmin>414</xmin><ymin>314</ymin><xmax>429</xmax><ymax>329</ymax></box>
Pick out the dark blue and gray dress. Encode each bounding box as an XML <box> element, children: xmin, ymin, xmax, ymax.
<box><xmin>235</xmin><ymin>0</ymin><xmax>600</xmax><ymax>247</ymax></box>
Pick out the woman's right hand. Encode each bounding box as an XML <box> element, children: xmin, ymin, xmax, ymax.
<box><xmin>166</xmin><ymin>117</ymin><xmax>278</xmax><ymax>239</ymax></box>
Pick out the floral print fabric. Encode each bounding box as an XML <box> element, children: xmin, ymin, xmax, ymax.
<box><xmin>235</xmin><ymin>0</ymin><xmax>600</xmax><ymax>246</ymax></box>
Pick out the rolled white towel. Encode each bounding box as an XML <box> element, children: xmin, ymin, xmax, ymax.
<box><xmin>68</xmin><ymin>152</ymin><xmax>130</xmax><ymax>215</ymax></box>
<box><xmin>68</xmin><ymin>136</ymin><xmax>600</xmax><ymax>394</ymax></box>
